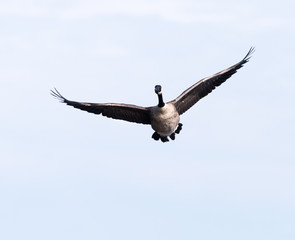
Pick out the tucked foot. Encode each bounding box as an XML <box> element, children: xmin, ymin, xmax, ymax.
<box><xmin>152</xmin><ymin>132</ymin><xmax>160</xmax><ymax>141</ymax></box>
<box><xmin>175</xmin><ymin>123</ymin><xmax>183</xmax><ymax>134</ymax></box>
<box><xmin>160</xmin><ymin>136</ymin><xmax>169</xmax><ymax>143</ymax></box>
<box><xmin>170</xmin><ymin>133</ymin><xmax>175</xmax><ymax>140</ymax></box>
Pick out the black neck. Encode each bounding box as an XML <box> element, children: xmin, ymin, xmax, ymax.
<box><xmin>157</xmin><ymin>93</ymin><xmax>165</xmax><ymax>107</ymax></box>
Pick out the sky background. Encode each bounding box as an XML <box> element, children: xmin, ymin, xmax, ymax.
<box><xmin>1</xmin><ymin>0</ymin><xmax>295</xmax><ymax>239</ymax></box>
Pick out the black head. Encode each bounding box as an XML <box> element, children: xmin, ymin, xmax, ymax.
<box><xmin>155</xmin><ymin>85</ymin><xmax>162</xmax><ymax>94</ymax></box>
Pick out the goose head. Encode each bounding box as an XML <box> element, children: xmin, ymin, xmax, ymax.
<box><xmin>155</xmin><ymin>85</ymin><xmax>162</xmax><ymax>95</ymax></box>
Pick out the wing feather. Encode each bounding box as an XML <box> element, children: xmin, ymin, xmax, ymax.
<box><xmin>170</xmin><ymin>47</ymin><xmax>254</xmax><ymax>115</ymax></box>
<box><xmin>50</xmin><ymin>88</ymin><xmax>151</xmax><ymax>125</ymax></box>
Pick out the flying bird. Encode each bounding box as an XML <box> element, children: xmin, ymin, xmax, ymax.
<box><xmin>51</xmin><ymin>47</ymin><xmax>254</xmax><ymax>142</ymax></box>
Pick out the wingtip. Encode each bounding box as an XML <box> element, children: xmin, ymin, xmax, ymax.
<box><xmin>244</xmin><ymin>46</ymin><xmax>255</xmax><ymax>62</ymax></box>
<box><xmin>50</xmin><ymin>88</ymin><xmax>67</xmax><ymax>103</ymax></box>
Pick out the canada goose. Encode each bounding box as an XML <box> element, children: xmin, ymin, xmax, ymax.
<box><xmin>51</xmin><ymin>47</ymin><xmax>254</xmax><ymax>142</ymax></box>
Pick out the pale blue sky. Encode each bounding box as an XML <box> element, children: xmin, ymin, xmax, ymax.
<box><xmin>1</xmin><ymin>0</ymin><xmax>295</xmax><ymax>239</ymax></box>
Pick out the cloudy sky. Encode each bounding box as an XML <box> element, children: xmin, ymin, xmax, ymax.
<box><xmin>1</xmin><ymin>0</ymin><xmax>295</xmax><ymax>239</ymax></box>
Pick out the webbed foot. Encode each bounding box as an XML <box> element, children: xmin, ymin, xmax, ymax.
<box><xmin>175</xmin><ymin>123</ymin><xmax>183</xmax><ymax>134</ymax></box>
<box><xmin>170</xmin><ymin>133</ymin><xmax>175</xmax><ymax>140</ymax></box>
<box><xmin>160</xmin><ymin>136</ymin><xmax>169</xmax><ymax>142</ymax></box>
<box><xmin>152</xmin><ymin>132</ymin><xmax>160</xmax><ymax>141</ymax></box>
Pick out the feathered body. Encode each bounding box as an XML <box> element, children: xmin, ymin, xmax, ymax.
<box><xmin>151</xmin><ymin>103</ymin><xmax>180</xmax><ymax>137</ymax></box>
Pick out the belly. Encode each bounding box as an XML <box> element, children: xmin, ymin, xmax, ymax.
<box><xmin>151</xmin><ymin>104</ymin><xmax>180</xmax><ymax>137</ymax></box>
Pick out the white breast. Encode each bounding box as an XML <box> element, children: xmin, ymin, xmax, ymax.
<box><xmin>151</xmin><ymin>103</ymin><xmax>180</xmax><ymax>137</ymax></box>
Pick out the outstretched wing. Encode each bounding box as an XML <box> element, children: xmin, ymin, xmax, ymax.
<box><xmin>51</xmin><ymin>89</ymin><xmax>152</xmax><ymax>125</ymax></box>
<box><xmin>170</xmin><ymin>47</ymin><xmax>254</xmax><ymax>115</ymax></box>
